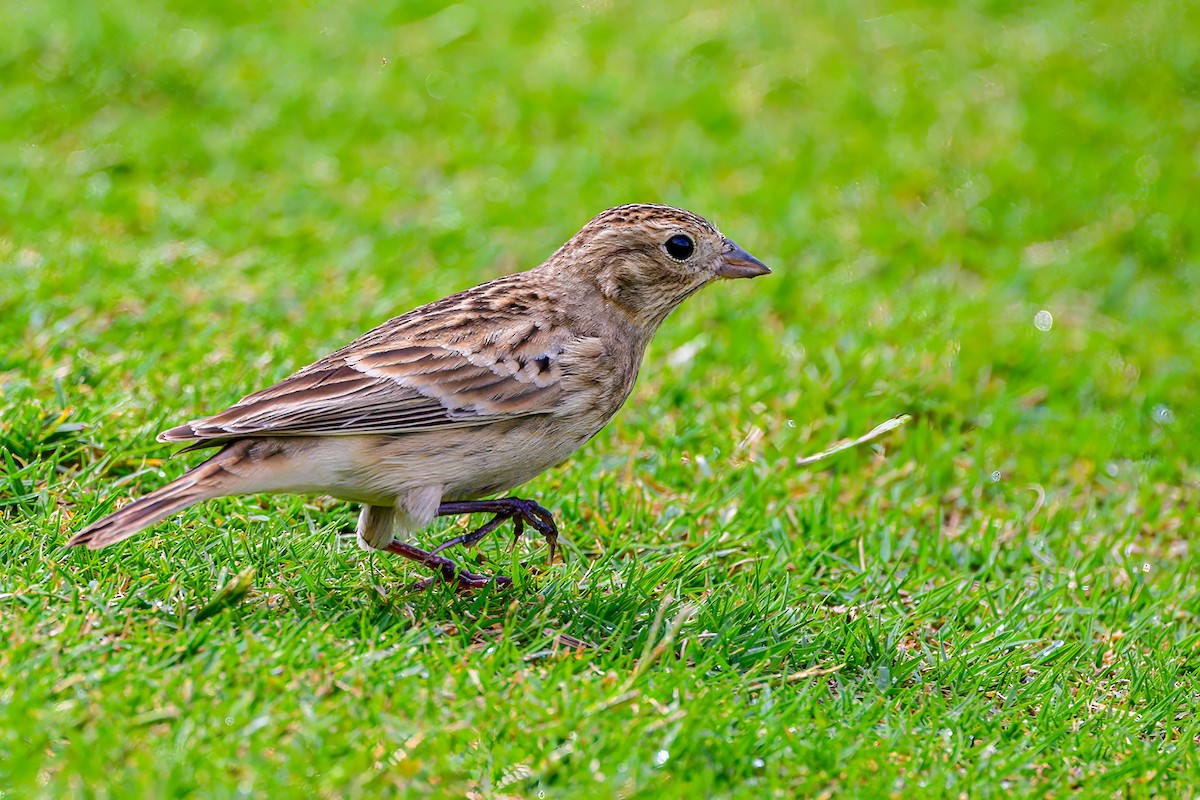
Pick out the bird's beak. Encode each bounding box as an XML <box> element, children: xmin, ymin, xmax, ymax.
<box><xmin>716</xmin><ymin>239</ymin><xmax>771</xmax><ymax>279</ymax></box>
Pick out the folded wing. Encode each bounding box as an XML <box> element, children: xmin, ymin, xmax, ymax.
<box><xmin>159</xmin><ymin>296</ymin><xmax>574</xmax><ymax>443</ymax></box>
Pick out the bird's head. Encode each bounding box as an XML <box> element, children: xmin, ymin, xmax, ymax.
<box><xmin>548</xmin><ymin>204</ymin><xmax>770</xmax><ymax>330</ymax></box>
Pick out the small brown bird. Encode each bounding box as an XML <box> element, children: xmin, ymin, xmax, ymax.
<box><xmin>67</xmin><ymin>204</ymin><xmax>770</xmax><ymax>588</ymax></box>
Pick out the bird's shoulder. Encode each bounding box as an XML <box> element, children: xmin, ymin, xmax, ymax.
<box><xmin>318</xmin><ymin>271</ymin><xmax>573</xmax><ymax>356</ymax></box>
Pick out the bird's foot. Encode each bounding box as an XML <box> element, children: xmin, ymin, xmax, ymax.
<box><xmin>406</xmin><ymin>571</ymin><xmax>513</xmax><ymax>593</ymax></box>
<box><xmin>432</xmin><ymin>498</ymin><xmax>560</xmax><ymax>564</ymax></box>
<box><xmin>383</xmin><ymin>539</ymin><xmax>511</xmax><ymax>593</ymax></box>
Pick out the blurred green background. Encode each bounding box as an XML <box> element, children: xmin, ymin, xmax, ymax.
<box><xmin>1</xmin><ymin>0</ymin><xmax>1197</xmax><ymax>797</ymax></box>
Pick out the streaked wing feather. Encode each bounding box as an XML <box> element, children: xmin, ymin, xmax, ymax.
<box><xmin>161</xmin><ymin>289</ymin><xmax>576</xmax><ymax>442</ymax></box>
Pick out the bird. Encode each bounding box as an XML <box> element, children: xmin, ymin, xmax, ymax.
<box><xmin>66</xmin><ymin>204</ymin><xmax>771</xmax><ymax>589</ymax></box>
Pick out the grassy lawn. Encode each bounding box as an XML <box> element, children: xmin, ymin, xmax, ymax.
<box><xmin>2</xmin><ymin>0</ymin><xmax>1198</xmax><ymax>796</ymax></box>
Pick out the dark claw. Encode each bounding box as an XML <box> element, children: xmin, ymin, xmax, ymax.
<box><xmin>510</xmin><ymin>499</ymin><xmax>560</xmax><ymax>562</ymax></box>
<box><xmin>510</xmin><ymin>516</ymin><xmax>525</xmax><ymax>552</ymax></box>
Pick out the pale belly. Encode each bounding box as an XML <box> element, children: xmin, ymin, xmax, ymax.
<box><xmin>313</xmin><ymin>415</ymin><xmax>603</xmax><ymax>505</ymax></box>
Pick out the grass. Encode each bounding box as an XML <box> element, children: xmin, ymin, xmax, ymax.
<box><xmin>2</xmin><ymin>0</ymin><xmax>1198</xmax><ymax>796</ymax></box>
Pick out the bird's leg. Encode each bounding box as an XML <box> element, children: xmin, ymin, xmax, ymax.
<box><xmin>382</xmin><ymin>539</ymin><xmax>510</xmax><ymax>591</ymax></box>
<box><xmin>359</xmin><ymin>504</ymin><xmax>508</xmax><ymax>592</ymax></box>
<box><xmin>429</xmin><ymin>512</ymin><xmax>512</xmax><ymax>555</ymax></box>
<box><xmin>433</xmin><ymin>499</ymin><xmax>560</xmax><ymax>563</ymax></box>
<box><xmin>355</xmin><ymin>504</ymin><xmax>397</xmax><ymax>592</ymax></box>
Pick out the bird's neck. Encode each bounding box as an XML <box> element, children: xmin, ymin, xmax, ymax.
<box><xmin>591</xmin><ymin>262</ymin><xmax>708</xmax><ymax>333</ymax></box>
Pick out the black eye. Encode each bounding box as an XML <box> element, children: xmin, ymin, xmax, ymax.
<box><xmin>664</xmin><ymin>234</ymin><xmax>695</xmax><ymax>261</ymax></box>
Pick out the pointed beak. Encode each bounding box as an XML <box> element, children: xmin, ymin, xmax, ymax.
<box><xmin>716</xmin><ymin>239</ymin><xmax>771</xmax><ymax>279</ymax></box>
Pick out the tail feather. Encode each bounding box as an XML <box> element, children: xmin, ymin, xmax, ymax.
<box><xmin>66</xmin><ymin>443</ymin><xmax>246</xmax><ymax>550</ymax></box>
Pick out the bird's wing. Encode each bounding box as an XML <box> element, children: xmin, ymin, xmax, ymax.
<box><xmin>159</xmin><ymin>285</ymin><xmax>580</xmax><ymax>442</ymax></box>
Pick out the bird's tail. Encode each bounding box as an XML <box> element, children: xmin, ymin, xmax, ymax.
<box><xmin>66</xmin><ymin>442</ymin><xmax>246</xmax><ymax>550</ymax></box>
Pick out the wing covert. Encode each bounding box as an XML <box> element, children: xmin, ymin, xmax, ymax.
<box><xmin>158</xmin><ymin>295</ymin><xmax>577</xmax><ymax>442</ymax></box>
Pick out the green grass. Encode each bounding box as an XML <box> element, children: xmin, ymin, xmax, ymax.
<box><xmin>2</xmin><ymin>0</ymin><xmax>1198</xmax><ymax>796</ymax></box>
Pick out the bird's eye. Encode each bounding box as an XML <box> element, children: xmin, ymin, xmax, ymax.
<box><xmin>664</xmin><ymin>234</ymin><xmax>695</xmax><ymax>261</ymax></box>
